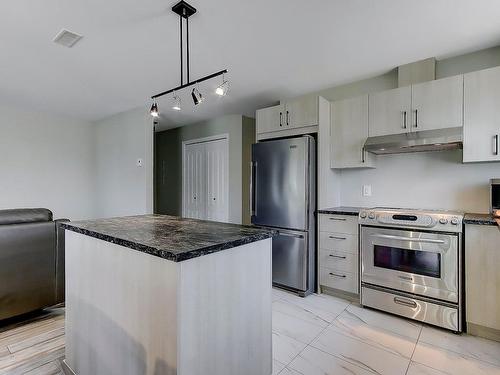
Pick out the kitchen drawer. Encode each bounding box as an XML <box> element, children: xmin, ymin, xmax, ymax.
<box><xmin>320</xmin><ymin>250</ymin><xmax>358</xmax><ymax>273</ymax></box>
<box><xmin>320</xmin><ymin>266</ymin><xmax>358</xmax><ymax>294</ymax></box>
<box><xmin>319</xmin><ymin>214</ymin><xmax>358</xmax><ymax>235</ymax></box>
<box><xmin>319</xmin><ymin>232</ymin><xmax>358</xmax><ymax>254</ymax></box>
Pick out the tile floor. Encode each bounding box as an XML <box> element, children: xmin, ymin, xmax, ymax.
<box><xmin>1</xmin><ymin>291</ymin><xmax>500</xmax><ymax>374</ymax></box>
<box><xmin>272</xmin><ymin>288</ymin><xmax>500</xmax><ymax>375</ymax></box>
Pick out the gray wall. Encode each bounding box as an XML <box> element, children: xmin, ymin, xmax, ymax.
<box><xmin>93</xmin><ymin>107</ymin><xmax>154</xmax><ymax>218</ymax></box>
<box><xmin>303</xmin><ymin>46</ymin><xmax>500</xmax><ymax>213</ymax></box>
<box><xmin>155</xmin><ymin>115</ymin><xmax>255</xmax><ymax>224</ymax></box>
<box><xmin>0</xmin><ymin>104</ymin><xmax>95</xmax><ymax>220</ymax></box>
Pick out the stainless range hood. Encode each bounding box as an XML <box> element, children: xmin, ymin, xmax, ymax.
<box><xmin>363</xmin><ymin>127</ymin><xmax>463</xmax><ymax>155</ymax></box>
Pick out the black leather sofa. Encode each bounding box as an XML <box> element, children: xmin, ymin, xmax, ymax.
<box><xmin>0</xmin><ymin>208</ymin><xmax>67</xmax><ymax>321</ymax></box>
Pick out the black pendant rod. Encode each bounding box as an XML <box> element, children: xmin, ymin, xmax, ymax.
<box><xmin>186</xmin><ymin>17</ymin><xmax>190</xmax><ymax>83</ymax></box>
<box><xmin>151</xmin><ymin>69</ymin><xmax>227</xmax><ymax>99</ymax></box>
<box><xmin>180</xmin><ymin>15</ymin><xmax>183</xmax><ymax>85</ymax></box>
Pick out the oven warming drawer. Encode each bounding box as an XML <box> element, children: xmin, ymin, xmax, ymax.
<box><xmin>361</xmin><ymin>285</ymin><xmax>459</xmax><ymax>332</ymax></box>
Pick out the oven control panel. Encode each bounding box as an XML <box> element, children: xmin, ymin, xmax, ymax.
<box><xmin>359</xmin><ymin>208</ymin><xmax>463</xmax><ymax>233</ymax></box>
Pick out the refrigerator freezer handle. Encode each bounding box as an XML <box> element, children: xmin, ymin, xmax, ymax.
<box><xmin>250</xmin><ymin>161</ymin><xmax>257</xmax><ymax>218</ymax></box>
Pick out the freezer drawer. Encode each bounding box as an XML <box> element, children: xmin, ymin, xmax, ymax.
<box><xmin>272</xmin><ymin>230</ymin><xmax>308</xmax><ymax>292</ymax></box>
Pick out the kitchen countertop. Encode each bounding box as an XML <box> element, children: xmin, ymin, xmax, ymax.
<box><xmin>317</xmin><ymin>206</ymin><xmax>365</xmax><ymax>216</ymax></box>
<box><xmin>463</xmin><ymin>213</ymin><xmax>498</xmax><ymax>226</ymax></box>
<box><xmin>61</xmin><ymin>215</ymin><xmax>277</xmax><ymax>262</ymax></box>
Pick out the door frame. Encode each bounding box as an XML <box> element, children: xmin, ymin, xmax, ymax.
<box><xmin>182</xmin><ymin>133</ymin><xmax>230</xmax><ymax>219</ymax></box>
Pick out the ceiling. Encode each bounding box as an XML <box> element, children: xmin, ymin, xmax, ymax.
<box><xmin>1</xmin><ymin>0</ymin><xmax>500</xmax><ymax>131</ymax></box>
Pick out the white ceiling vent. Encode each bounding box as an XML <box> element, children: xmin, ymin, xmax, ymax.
<box><xmin>53</xmin><ymin>29</ymin><xmax>83</xmax><ymax>48</ymax></box>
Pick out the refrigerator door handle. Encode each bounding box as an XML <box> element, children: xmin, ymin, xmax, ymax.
<box><xmin>250</xmin><ymin>161</ymin><xmax>257</xmax><ymax>217</ymax></box>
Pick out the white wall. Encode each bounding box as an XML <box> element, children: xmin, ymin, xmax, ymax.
<box><xmin>0</xmin><ymin>104</ymin><xmax>95</xmax><ymax>220</ymax></box>
<box><xmin>93</xmin><ymin>107</ymin><xmax>154</xmax><ymax>218</ymax></box>
<box><xmin>340</xmin><ymin>151</ymin><xmax>497</xmax><ymax>213</ymax></box>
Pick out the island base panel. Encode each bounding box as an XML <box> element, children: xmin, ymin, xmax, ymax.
<box><xmin>65</xmin><ymin>231</ymin><xmax>272</xmax><ymax>375</ymax></box>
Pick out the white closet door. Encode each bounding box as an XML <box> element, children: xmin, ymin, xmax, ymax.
<box><xmin>183</xmin><ymin>142</ymin><xmax>206</xmax><ymax>220</ymax></box>
<box><xmin>205</xmin><ymin>139</ymin><xmax>229</xmax><ymax>222</ymax></box>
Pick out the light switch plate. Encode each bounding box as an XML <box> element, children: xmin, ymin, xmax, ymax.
<box><xmin>363</xmin><ymin>185</ymin><xmax>372</xmax><ymax>197</ymax></box>
<box><xmin>136</xmin><ymin>158</ymin><xmax>143</xmax><ymax>167</ymax></box>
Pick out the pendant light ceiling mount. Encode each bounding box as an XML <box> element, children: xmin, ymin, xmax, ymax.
<box><xmin>150</xmin><ymin>1</ymin><xmax>229</xmax><ymax>116</ymax></box>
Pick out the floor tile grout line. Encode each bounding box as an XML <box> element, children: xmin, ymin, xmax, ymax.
<box><xmin>404</xmin><ymin>324</ymin><xmax>423</xmax><ymax>375</ymax></box>
<box><xmin>412</xmin><ymin>336</ymin><xmax>500</xmax><ymax>370</ymax></box>
<box><xmin>272</xmin><ymin>300</ymin><xmax>343</xmax><ymax>328</ymax></box>
<box><xmin>281</xmin><ymin>301</ymin><xmax>353</xmax><ymax>374</ymax></box>
<box><xmin>319</xmin><ymin>316</ymin><xmax>420</xmax><ymax>361</ymax></box>
<box><xmin>275</xmin><ymin>299</ymin><xmax>350</xmax><ymax>372</ymax></box>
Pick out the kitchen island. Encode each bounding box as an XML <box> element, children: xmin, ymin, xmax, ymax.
<box><xmin>60</xmin><ymin>215</ymin><xmax>276</xmax><ymax>375</ymax></box>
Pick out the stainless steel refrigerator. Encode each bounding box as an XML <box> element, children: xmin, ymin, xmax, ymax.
<box><xmin>251</xmin><ymin>135</ymin><xmax>316</xmax><ymax>296</ymax></box>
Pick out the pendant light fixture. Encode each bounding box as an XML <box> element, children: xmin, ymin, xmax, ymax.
<box><xmin>150</xmin><ymin>1</ymin><xmax>229</xmax><ymax>116</ymax></box>
<box><xmin>172</xmin><ymin>92</ymin><xmax>181</xmax><ymax>111</ymax></box>
<box><xmin>215</xmin><ymin>73</ymin><xmax>230</xmax><ymax>96</ymax></box>
<box><xmin>150</xmin><ymin>101</ymin><xmax>159</xmax><ymax>117</ymax></box>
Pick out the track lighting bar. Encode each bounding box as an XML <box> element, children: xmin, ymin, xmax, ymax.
<box><xmin>151</xmin><ymin>69</ymin><xmax>228</xmax><ymax>100</ymax></box>
<box><xmin>149</xmin><ymin>1</ymin><xmax>229</xmax><ymax>115</ymax></box>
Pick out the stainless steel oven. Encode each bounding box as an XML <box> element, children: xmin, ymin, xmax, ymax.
<box><xmin>359</xmin><ymin>208</ymin><xmax>463</xmax><ymax>332</ymax></box>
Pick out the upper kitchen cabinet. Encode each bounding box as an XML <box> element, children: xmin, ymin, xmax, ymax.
<box><xmin>285</xmin><ymin>96</ymin><xmax>319</xmax><ymax>129</ymax></box>
<box><xmin>463</xmin><ymin>66</ymin><xmax>500</xmax><ymax>163</ymax></box>
<box><xmin>331</xmin><ymin>95</ymin><xmax>375</xmax><ymax>169</ymax></box>
<box><xmin>411</xmin><ymin>75</ymin><xmax>463</xmax><ymax>131</ymax></box>
<box><xmin>256</xmin><ymin>104</ymin><xmax>285</xmax><ymax>134</ymax></box>
<box><xmin>256</xmin><ymin>96</ymin><xmax>319</xmax><ymax>136</ymax></box>
<box><xmin>369</xmin><ymin>86</ymin><xmax>412</xmax><ymax>137</ymax></box>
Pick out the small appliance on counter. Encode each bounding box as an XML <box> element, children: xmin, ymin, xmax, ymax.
<box><xmin>491</xmin><ymin>179</ymin><xmax>500</xmax><ymax>213</ymax></box>
<box><xmin>359</xmin><ymin>208</ymin><xmax>464</xmax><ymax>333</ymax></box>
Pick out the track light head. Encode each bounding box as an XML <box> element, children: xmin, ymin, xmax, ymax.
<box><xmin>215</xmin><ymin>75</ymin><xmax>230</xmax><ymax>96</ymax></box>
<box><xmin>172</xmin><ymin>94</ymin><xmax>181</xmax><ymax>111</ymax></box>
<box><xmin>191</xmin><ymin>87</ymin><xmax>204</xmax><ymax>105</ymax></box>
<box><xmin>150</xmin><ymin>101</ymin><xmax>159</xmax><ymax>117</ymax></box>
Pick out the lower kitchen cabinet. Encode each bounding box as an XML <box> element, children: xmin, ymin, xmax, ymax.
<box><xmin>465</xmin><ymin>224</ymin><xmax>500</xmax><ymax>341</ymax></box>
<box><xmin>318</xmin><ymin>213</ymin><xmax>359</xmax><ymax>297</ymax></box>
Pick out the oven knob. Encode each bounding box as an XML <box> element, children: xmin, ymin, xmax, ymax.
<box><xmin>359</xmin><ymin>211</ymin><xmax>367</xmax><ymax>219</ymax></box>
<box><xmin>450</xmin><ymin>217</ymin><xmax>459</xmax><ymax>225</ymax></box>
<box><xmin>368</xmin><ymin>212</ymin><xmax>376</xmax><ymax>219</ymax></box>
<box><xmin>439</xmin><ymin>218</ymin><xmax>448</xmax><ymax>225</ymax></box>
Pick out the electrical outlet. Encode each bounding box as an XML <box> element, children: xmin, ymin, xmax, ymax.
<box><xmin>136</xmin><ymin>158</ymin><xmax>143</xmax><ymax>167</ymax></box>
<box><xmin>362</xmin><ymin>185</ymin><xmax>372</xmax><ymax>197</ymax></box>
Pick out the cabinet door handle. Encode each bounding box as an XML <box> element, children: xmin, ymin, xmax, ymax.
<box><xmin>414</xmin><ymin>109</ymin><xmax>418</xmax><ymax>128</ymax></box>
<box><xmin>286</xmin><ymin>111</ymin><xmax>289</xmax><ymax>126</ymax></box>
<box><xmin>328</xmin><ymin>235</ymin><xmax>346</xmax><ymax>240</ymax></box>
<box><xmin>279</xmin><ymin>112</ymin><xmax>283</xmax><ymax>127</ymax></box>
<box><xmin>361</xmin><ymin>147</ymin><xmax>365</xmax><ymax>163</ymax></box>
<box><xmin>494</xmin><ymin>135</ymin><xmax>499</xmax><ymax>156</ymax></box>
<box><xmin>329</xmin><ymin>217</ymin><xmax>346</xmax><ymax>221</ymax></box>
<box><xmin>402</xmin><ymin>111</ymin><xmax>407</xmax><ymax>129</ymax></box>
<box><xmin>329</xmin><ymin>254</ymin><xmax>347</xmax><ymax>259</ymax></box>
<box><xmin>329</xmin><ymin>272</ymin><xmax>346</xmax><ymax>278</ymax></box>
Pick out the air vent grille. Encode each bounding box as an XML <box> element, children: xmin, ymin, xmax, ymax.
<box><xmin>53</xmin><ymin>29</ymin><xmax>83</xmax><ymax>48</ymax></box>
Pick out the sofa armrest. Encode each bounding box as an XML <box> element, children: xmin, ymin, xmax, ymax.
<box><xmin>55</xmin><ymin>219</ymin><xmax>70</xmax><ymax>304</ymax></box>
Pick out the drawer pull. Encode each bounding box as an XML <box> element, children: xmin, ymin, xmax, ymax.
<box><xmin>329</xmin><ymin>272</ymin><xmax>346</xmax><ymax>278</ymax></box>
<box><xmin>393</xmin><ymin>297</ymin><xmax>417</xmax><ymax>308</ymax></box>
<box><xmin>328</xmin><ymin>235</ymin><xmax>346</xmax><ymax>240</ymax></box>
<box><xmin>329</xmin><ymin>217</ymin><xmax>346</xmax><ymax>221</ymax></box>
<box><xmin>329</xmin><ymin>254</ymin><xmax>347</xmax><ymax>259</ymax></box>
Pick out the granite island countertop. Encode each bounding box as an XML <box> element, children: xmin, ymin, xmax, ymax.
<box><xmin>464</xmin><ymin>213</ymin><xmax>498</xmax><ymax>226</ymax></box>
<box><xmin>61</xmin><ymin>215</ymin><xmax>277</xmax><ymax>262</ymax></box>
<box><xmin>317</xmin><ymin>206</ymin><xmax>365</xmax><ymax>216</ymax></box>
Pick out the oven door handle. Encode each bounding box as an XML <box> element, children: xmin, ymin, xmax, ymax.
<box><xmin>371</xmin><ymin>234</ymin><xmax>446</xmax><ymax>244</ymax></box>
